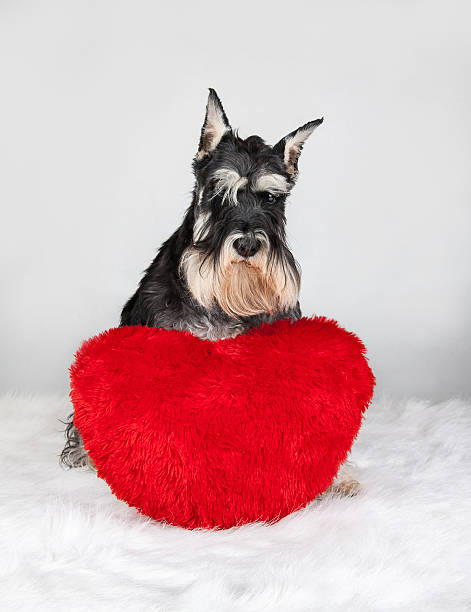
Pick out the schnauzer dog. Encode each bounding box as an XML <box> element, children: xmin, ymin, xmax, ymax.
<box><xmin>60</xmin><ymin>90</ymin><xmax>359</xmax><ymax>495</ymax></box>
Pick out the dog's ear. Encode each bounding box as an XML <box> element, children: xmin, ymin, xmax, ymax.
<box><xmin>196</xmin><ymin>89</ymin><xmax>231</xmax><ymax>160</ymax></box>
<box><xmin>273</xmin><ymin>118</ymin><xmax>323</xmax><ymax>179</ymax></box>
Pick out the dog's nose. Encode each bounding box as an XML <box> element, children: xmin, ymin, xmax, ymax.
<box><xmin>234</xmin><ymin>236</ymin><xmax>261</xmax><ymax>258</ymax></box>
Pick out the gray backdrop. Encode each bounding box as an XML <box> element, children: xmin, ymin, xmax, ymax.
<box><xmin>1</xmin><ymin>1</ymin><xmax>470</xmax><ymax>400</ymax></box>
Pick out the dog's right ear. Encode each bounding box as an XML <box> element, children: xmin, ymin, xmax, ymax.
<box><xmin>196</xmin><ymin>89</ymin><xmax>231</xmax><ymax>160</ymax></box>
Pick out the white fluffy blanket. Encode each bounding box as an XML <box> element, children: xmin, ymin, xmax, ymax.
<box><xmin>1</xmin><ymin>394</ymin><xmax>470</xmax><ymax>611</ymax></box>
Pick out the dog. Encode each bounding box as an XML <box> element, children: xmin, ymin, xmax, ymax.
<box><xmin>60</xmin><ymin>90</ymin><xmax>359</xmax><ymax>496</ymax></box>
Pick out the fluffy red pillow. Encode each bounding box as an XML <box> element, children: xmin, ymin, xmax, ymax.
<box><xmin>71</xmin><ymin>317</ymin><xmax>374</xmax><ymax>529</ymax></box>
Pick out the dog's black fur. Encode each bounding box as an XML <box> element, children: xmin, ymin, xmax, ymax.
<box><xmin>60</xmin><ymin>89</ymin><xmax>322</xmax><ymax>468</ymax></box>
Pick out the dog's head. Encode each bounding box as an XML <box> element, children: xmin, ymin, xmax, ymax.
<box><xmin>180</xmin><ymin>89</ymin><xmax>323</xmax><ymax>319</ymax></box>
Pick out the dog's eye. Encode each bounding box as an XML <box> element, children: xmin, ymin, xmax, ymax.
<box><xmin>264</xmin><ymin>192</ymin><xmax>276</xmax><ymax>204</ymax></box>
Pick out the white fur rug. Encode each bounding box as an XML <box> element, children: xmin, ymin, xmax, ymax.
<box><xmin>1</xmin><ymin>393</ymin><xmax>470</xmax><ymax>611</ymax></box>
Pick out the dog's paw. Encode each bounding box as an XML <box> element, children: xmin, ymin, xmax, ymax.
<box><xmin>325</xmin><ymin>460</ymin><xmax>362</xmax><ymax>497</ymax></box>
<box><xmin>328</xmin><ymin>478</ymin><xmax>361</xmax><ymax>497</ymax></box>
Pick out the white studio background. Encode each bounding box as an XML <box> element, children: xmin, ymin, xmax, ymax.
<box><xmin>1</xmin><ymin>0</ymin><xmax>470</xmax><ymax>400</ymax></box>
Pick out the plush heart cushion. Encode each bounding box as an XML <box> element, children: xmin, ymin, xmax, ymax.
<box><xmin>71</xmin><ymin>317</ymin><xmax>374</xmax><ymax>529</ymax></box>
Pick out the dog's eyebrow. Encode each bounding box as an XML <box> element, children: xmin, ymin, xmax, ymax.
<box><xmin>253</xmin><ymin>173</ymin><xmax>289</xmax><ymax>194</ymax></box>
<box><xmin>212</xmin><ymin>169</ymin><xmax>248</xmax><ymax>205</ymax></box>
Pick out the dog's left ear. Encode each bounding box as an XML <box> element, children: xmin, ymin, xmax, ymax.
<box><xmin>273</xmin><ymin>118</ymin><xmax>323</xmax><ymax>179</ymax></box>
<box><xmin>196</xmin><ymin>89</ymin><xmax>231</xmax><ymax>160</ymax></box>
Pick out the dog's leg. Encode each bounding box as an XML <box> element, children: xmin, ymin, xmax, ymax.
<box><xmin>59</xmin><ymin>414</ymin><xmax>95</xmax><ymax>470</ymax></box>
<box><xmin>326</xmin><ymin>460</ymin><xmax>361</xmax><ymax>497</ymax></box>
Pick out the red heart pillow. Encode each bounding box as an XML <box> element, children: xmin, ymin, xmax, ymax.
<box><xmin>71</xmin><ymin>317</ymin><xmax>374</xmax><ymax>529</ymax></box>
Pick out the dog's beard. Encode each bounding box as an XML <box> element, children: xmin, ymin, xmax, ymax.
<box><xmin>217</xmin><ymin>260</ymin><xmax>280</xmax><ymax>318</ymax></box>
<box><xmin>180</xmin><ymin>234</ymin><xmax>300</xmax><ymax>318</ymax></box>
